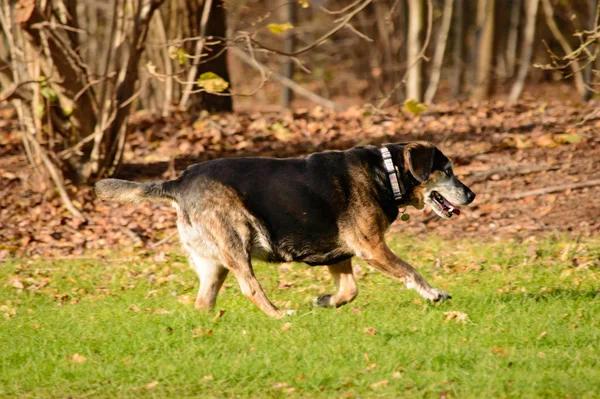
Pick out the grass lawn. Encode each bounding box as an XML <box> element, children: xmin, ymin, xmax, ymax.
<box><xmin>1</xmin><ymin>234</ymin><xmax>599</xmax><ymax>398</ymax></box>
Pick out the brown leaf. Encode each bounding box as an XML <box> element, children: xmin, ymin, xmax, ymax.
<box><xmin>128</xmin><ymin>304</ymin><xmax>141</xmax><ymax>312</ymax></box>
<box><xmin>364</xmin><ymin>327</ymin><xmax>377</xmax><ymax>336</ymax></box>
<box><xmin>177</xmin><ymin>294</ymin><xmax>194</xmax><ymax>305</ymax></box>
<box><xmin>71</xmin><ymin>353</ymin><xmax>87</xmax><ymax>364</ymax></box>
<box><xmin>145</xmin><ymin>381</ymin><xmax>159</xmax><ymax>389</ymax></box>
<box><xmin>272</xmin><ymin>382</ymin><xmax>288</xmax><ymax>389</ymax></box>
<box><xmin>443</xmin><ymin>311</ymin><xmax>469</xmax><ymax>323</ymax></box>
<box><xmin>192</xmin><ymin>328</ymin><xmax>213</xmax><ymax>338</ymax></box>
<box><xmin>212</xmin><ymin>310</ymin><xmax>226</xmax><ymax>322</ymax></box>
<box><xmin>491</xmin><ymin>347</ymin><xmax>508</xmax><ymax>356</ymax></box>
<box><xmin>370</xmin><ymin>380</ymin><xmax>389</xmax><ymax>389</ymax></box>
<box><xmin>281</xmin><ymin>322</ymin><xmax>292</xmax><ymax>331</ymax></box>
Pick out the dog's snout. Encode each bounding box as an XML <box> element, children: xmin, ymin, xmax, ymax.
<box><xmin>465</xmin><ymin>188</ymin><xmax>475</xmax><ymax>204</ymax></box>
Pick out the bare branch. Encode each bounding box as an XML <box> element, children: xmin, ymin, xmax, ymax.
<box><xmin>230</xmin><ymin>46</ymin><xmax>342</xmax><ymax>110</ymax></box>
<box><xmin>251</xmin><ymin>0</ymin><xmax>373</xmax><ymax>57</ymax></box>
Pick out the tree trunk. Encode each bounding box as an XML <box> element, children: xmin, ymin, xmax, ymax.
<box><xmin>425</xmin><ymin>0</ymin><xmax>454</xmax><ymax>104</ymax></box>
<box><xmin>281</xmin><ymin>0</ymin><xmax>296</xmax><ymax>108</ymax></box>
<box><xmin>508</xmin><ymin>0</ymin><xmax>540</xmax><ymax>104</ymax></box>
<box><xmin>506</xmin><ymin>0</ymin><xmax>521</xmax><ymax>78</ymax></box>
<box><xmin>185</xmin><ymin>0</ymin><xmax>232</xmax><ymax>113</ymax></box>
<box><xmin>473</xmin><ymin>0</ymin><xmax>495</xmax><ymax>100</ymax></box>
<box><xmin>406</xmin><ymin>0</ymin><xmax>424</xmax><ymax>101</ymax></box>
<box><xmin>452</xmin><ymin>0</ymin><xmax>465</xmax><ymax>98</ymax></box>
<box><xmin>583</xmin><ymin>0</ymin><xmax>599</xmax><ymax>101</ymax></box>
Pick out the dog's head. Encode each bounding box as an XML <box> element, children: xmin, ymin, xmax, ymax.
<box><xmin>399</xmin><ymin>142</ymin><xmax>475</xmax><ymax>218</ymax></box>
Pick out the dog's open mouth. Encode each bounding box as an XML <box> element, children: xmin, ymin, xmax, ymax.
<box><xmin>430</xmin><ymin>191</ymin><xmax>461</xmax><ymax>217</ymax></box>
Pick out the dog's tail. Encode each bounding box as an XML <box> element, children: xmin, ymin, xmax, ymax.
<box><xmin>95</xmin><ymin>178</ymin><xmax>174</xmax><ymax>204</ymax></box>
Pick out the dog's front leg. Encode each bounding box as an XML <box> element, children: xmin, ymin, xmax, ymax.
<box><xmin>356</xmin><ymin>241</ymin><xmax>451</xmax><ymax>302</ymax></box>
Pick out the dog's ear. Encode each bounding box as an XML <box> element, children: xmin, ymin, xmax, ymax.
<box><xmin>404</xmin><ymin>143</ymin><xmax>436</xmax><ymax>182</ymax></box>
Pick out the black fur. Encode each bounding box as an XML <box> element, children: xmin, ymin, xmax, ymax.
<box><xmin>96</xmin><ymin>143</ymin><xmax>470</xmax><ymax>266</ymax></box>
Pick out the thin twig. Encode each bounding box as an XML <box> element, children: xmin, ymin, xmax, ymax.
<box><xmin>251</xmin><ymin>0</ymin><xmax>373</xmax><ymax>57</ymax></box>
<box><xmin>501</xmin><ymin>179</ymin><xmax>600</xmax><ymax>200</ymax></box>
<box><xmin>319</xmin><ymin>0</ymin><xmax>364</xmax><ymax>15</ymax></box>
<box><xmin>231</xmin><ymin>46</ymin><xmax>342</xmax><ymax>110</ymax></box>
<box><xmin>148</xmin><ymin>231</ymin><xmax>177</xmax><ymax>248</ymax></box>
<box><xmin>180</xmin><ymin>0</ymin><xmax>213</xmax><ymax>107</ymax></box>
<box><xmin>467</xmin><ymin>163</ymin><xmax>561</xmax><ymax>183</ymax></box>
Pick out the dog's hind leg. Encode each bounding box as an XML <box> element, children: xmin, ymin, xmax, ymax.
<box><xmin>313</xmin><ymin>258</ymin><xmax>358</xmax><ymax>308</ymax></box>
<box><xmin>214</xmin><ymin>226</ymin><xmax>287</xmax><ymax>318</ymax></box>
<box><xmin>226</xmin><ymin>256</ymin><xmax>287</xmax><ymax>318</ymax></box>
<box><xmin>189</xmin><ymin>252</ymin><xmax>229</xmax><ymax>312</ymax></box>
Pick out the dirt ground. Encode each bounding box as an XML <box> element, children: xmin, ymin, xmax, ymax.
<box><xmin>1</xmin><ymin>99</ymin><xmax>599</xmax><ymax>259</ymax></box>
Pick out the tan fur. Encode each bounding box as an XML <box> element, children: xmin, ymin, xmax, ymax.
<box><xmin>97</xmin><ymin>142</ymin><xmax>469</xmax><ymax>317</ymax></box>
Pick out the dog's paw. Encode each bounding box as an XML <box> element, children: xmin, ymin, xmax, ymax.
<box><xmin>430</xmin><ymin>289</ymin><xmax>452</xmax><ymax>303</ymax></box>
<box><xmin>312</xmin><ymin>294</ymin><xmax>334</xmax><ymax>308</ymax></box>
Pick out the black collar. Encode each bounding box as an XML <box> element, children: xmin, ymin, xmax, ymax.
<box><xmin>380</xmin><ymin>146</ymin><xmax>405</xmax><ymax>202</ymax></box>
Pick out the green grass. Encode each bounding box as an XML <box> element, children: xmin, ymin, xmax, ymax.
<box><xmin>1</xmin><ymin>235</ymin><xmax>599</xmax><ymax>398</ymax></box>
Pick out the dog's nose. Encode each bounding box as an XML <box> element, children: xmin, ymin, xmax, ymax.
<box><xmin>466</xmin><ymin>189</ymin><xmax>476</xmax><ymax>204</ymax></box>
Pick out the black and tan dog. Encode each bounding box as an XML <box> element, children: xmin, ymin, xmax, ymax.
<box><xmin>95</xmin><ymin>142</ymin><xmax>475</xmax><ymax>318</ymax></box>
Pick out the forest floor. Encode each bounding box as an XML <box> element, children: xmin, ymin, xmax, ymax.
<box><xmin>1</xmin><ymin>99</ymin><xmax>599</xmax><ymax>259</ymax></box>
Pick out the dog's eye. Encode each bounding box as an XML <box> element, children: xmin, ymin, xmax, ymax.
<box><xmin>444</xmin><ymin>169</ymin><xmax>452</xmax><ymax>176</ymax></box>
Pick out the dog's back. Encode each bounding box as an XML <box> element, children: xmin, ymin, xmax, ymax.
<box><xmin>96</xmin><ymin>151</ymin><xmax>372</xmax><ymax>265</ymax></box>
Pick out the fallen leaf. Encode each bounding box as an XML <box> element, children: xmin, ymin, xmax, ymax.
<box><xmin>535</xmin><ymin>134</ymin><xmax>557</xmax><ymax>148</ymax></box>
<box><xmin>128</xmin><ymin>304</ymin><xmax>141</xmax><ymax>312</ymax></box>
<box><xmin>177</xmin><ymin>294</ymin><xmax>194</xmax><ymax>305</ymax></box>
<box><xmin>203</xmin><ymin>375</ymin><xmax>214</xmax><ymax>380</ymax></box>
<box><xmin>192</xmin><ymin>328</ymin><xmax>213</xmax><ymax>337</ymax></box>
<box><xmin>212</xmin><ymin>310</ymin><xmax>226</xmax><ymax>322</ymax></box>
<box><xmin>554</xmin><ymin>133</ymin><xmax>583</xmax><ymax>144</ymax></box>
<box><xmin>145</xmin><ymin>381</ymin><xmax>159</xmax><ymax>389</ymax></box>
<box><xmin>71</xmin><ymin>353</ymin><xmax>87</xmax><ymax>364</ymax></box>
<box><xmin>370</xmin><ymin>380</ymin><xmax>389</xmax><ymax>388</ymax></box>
<box><xmin>364</xmin><ymin>327</ymin><xmax>377</xmax><ymax>336</ymax></box>
<box><xmin>272</xmin><ymin>382</ymin><xmax>288</xmax><ymax>389</ymax></box>
<box><xmin>443</xmin><ymin>311</ymin><xmax>469</xmax><ymax>323</ymax></box>
<box><xmin>281</xmin><ymin>322</ymin><xmax>292</xmax><ymax>331</ymax></box>
<box><xmin>491</xmin><ymin>347</ymin><xmax>508</xmax><ymax>356</ymax></box>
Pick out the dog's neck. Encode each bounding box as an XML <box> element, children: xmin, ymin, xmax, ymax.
<box><xmin>380</xmin><ymin>146</ymin><xmax>405</xmax><ymax>202</ymax></box>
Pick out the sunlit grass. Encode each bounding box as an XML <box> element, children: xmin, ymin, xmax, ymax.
<box><xmin>1</xmin><ymin>235</ymin><xmax>599</xmax><ymax>398</ymax></box>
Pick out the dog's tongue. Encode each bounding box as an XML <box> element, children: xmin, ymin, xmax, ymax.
<box><xmin>442</xmin><ymin>197</ymin><xmax>461</xmax><ymax>216</ymax></box>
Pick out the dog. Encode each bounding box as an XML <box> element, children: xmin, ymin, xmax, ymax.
<box><xmin>95</xmin><ymin>141</ymin><xmax>475</xmax><ymax>318</ymax></box>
